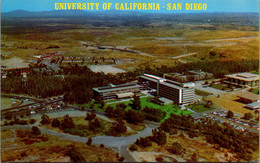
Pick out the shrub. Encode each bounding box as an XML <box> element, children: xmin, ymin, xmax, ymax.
<box><xmin>30</xmin><ymin>119</ymin><xmax>36</xmax><ymax>124</ymax></box>
<box><xmin>118</xmin><ymin>156</ymin><xmax>125</xmax><ymax>162</ymax></box>
<box><xmin>61</xmin><ymin>114</ymin><xmax>75</xmax><ymax>129</ymax></box>
<box><xmin>86</xmin><ymin>138</ymin><xmax>92</xmax><ymax>145</ymax></box>
<box><xmin>66</xmin><ymin>147</ymin><xmax>86</xmax><ymax>162</ymax></box>
<box><xmin>100</xmin><ymin>144</ymin><xmax>104</xmax><ymax>148</ymax></box>
<box><xmin>51</xmin><ymin>118</ymin><xmax>61</xmax><ymax>128</ymax></box>
<box><xmin>31</xmin><ymin>126</ymin><xmax>41</xmax><ymax>135</ymax></box>
<box><xmin>156</xmin><ymin>156</ymin><xmax>164</xmax><ymax>162</ymax></box>
<box><xmin>136</xmin><ymin>137</ymin><xmax>152</xmax><ymax>148</ymax></box>
<box><xmin>4</xmin><ymin>111</ymin><xmax>13</xmax><ymax>120</ymax></box>
<box><xmin>129</xmin><ymin>144</ymin><xmax>138</xmax><ymax>151</ymax></box>
<box><xmin>40</xmin><ymin>114</ymin><xmax>51</xmax><ymax>125</ymax></box>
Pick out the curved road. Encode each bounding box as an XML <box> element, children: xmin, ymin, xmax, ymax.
<box><xmin>2</xmin><ymin>123</ymin><xmax>154</xmax><ymax>162</ymax></box>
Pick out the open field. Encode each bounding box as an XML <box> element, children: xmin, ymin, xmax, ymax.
<box><xmin>1</xmin><ymin>129</ymin><xmax>119</xmax><ymax>162</ymax></box>
<box><xmin>129</xmin><ymin>131</ymin><xmax>255</xmax><ymax>162</ymax></box>
<box><xmin>1</xmin><ymin>97</ymin><xmax>21</xmax><ymax>110</ymax></box>
<box><xmin>1</xmin><ymin>14</ymin><xmax>259</xmax><ymax>71</ymax></box>
<box><xmin>205</xmin><ymin>91</ymin><xmax>259</xmax><ymax>116</ymax></box>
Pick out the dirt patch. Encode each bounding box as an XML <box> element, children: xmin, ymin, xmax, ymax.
<box><xmin>2</xmin><ymin>57</ymin><xmax>29</xmax><ymax>68</ymax></box>
<box><xmin>205</xmin><ymin>91</ymin><xmax>258</xmax><ymax>116</ymax></box>
<box><xmin>89</xmin><ymin>65</ymin><xmax>126</xmax><ymax>74</ymax></box>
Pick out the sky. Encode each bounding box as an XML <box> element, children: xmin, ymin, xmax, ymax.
<box><xmin>1</xmin><ymin>0</ymin><xmax>259</xmax><ymax>13</ymax></box>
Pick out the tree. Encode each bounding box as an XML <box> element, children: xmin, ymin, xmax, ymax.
<box><xmin>105</xmin><ymin>106</ymin><xmax>114</xmax><ymax>118</ymax></box>
<box><xmin>61</xmin><ymin>114</ymin><xmax>75</xmax><ymax>128</ymax></box>
<box><xmin>40</xmin><ymin>114</ymin><xmax>51</xmax><ymax>125</ymax></box>
<box><xmin>100</xmin><ymin>100</ymin><xmax>105</xmax><ymax>109</ymax></box>
<box><xmin>86</xmin><ymin>138</ymin><xmax>92</xmax><ymax>145</ymax></box>
<box><xmin>31</xmin><ymin>126</ymin><xmax>41</xmax><ymax>135</ymax></box>
<box><xmin>85</xmin><ymin>112</ymin><xmax>96</xmax><ymax>121</ymax></box>
<box><xmin>130</xmin><ymin>94</ymin><xmax>141</xmax><ymax>110</ymax></box>
<box><xmin>126</xmin><ymin>110</ymin><xmax>145</xmax><ymax>125</ymax></box>
<box><xmin>226</xmin><ymin>110</ymin><xmax>234</xmax><ymax>118</ymax></box>
<box><xmin>88</xmin><ymin>118</ymin><xmax>101</xmax><ymax>133</ymax></box>
<box><xmin>51</xmin><ymin>118</ymin><xmax>61</xmax><ymax>128</ymax></box>
<box><xmin>243</xmin><ymin>112</ymin><xmax>253</xmax><ymax>120</ymax></box>
<box><xmin>29</xmin><ymin>119</ymin><xmax>36</xmax><ymax>124</ymax></box>
<box><xmin>254</xmin><ymin>110</ymin><xmax>259</xmax><ymax>117</ymax></box>
<box><xmin>109</xmin><ymin>119</ymin><xmax>127</xmax><ymax>136</ymax></box>
<box><xmin>4</xmin><ymin>111</ymin><xmax>13</xmax><ymax>120</ymax></box>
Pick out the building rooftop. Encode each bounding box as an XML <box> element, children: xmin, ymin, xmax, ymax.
<box><xmin>225</xmin><ymin>72</ymin><xmax>259</xmax><ymax>81</ymax></box>
<box><xmin>245</xmin><ymin>101</ymin><xmax>260</xmax><ymax>109</ymax></box>
<box><xmin>93</xmin><ymin>83</ymin><xmax>142</xmax><ymax>93</ymax></box>
<box><xmin>237</xmin><ymin>93</ymin><xmax>259</xmax><ymax>102</ymax></box>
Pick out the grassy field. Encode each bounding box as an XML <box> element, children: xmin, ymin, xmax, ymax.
<box><xmin>187</xmin><ymin>104</ymin><xmax>214</xmax><ymax>112</ymax></box>
<box><xmin>1</xmin><ymin>129</ymin><xmax>119</xmax><ymax>162</ymax></box>
<box><xmin>78</xmin><ymin>97</ymin><xmax>191</xmax><ymax>122</ymax></box>
<box><xmin>195</xmin><ymin>89</ymin><xmax>213</xmax><ymax>96</ymax></box>
<box><xmin>250</xmin><ymin>88</ymin><xmax>259</xmax><ymax>95</ymax></box>
<box><xmin>1</xmin><ymin>17</ymin><xmax>259</xmax><ymax>70</ymax></box>
<box><xmin>1</xmin><ymin>97</ymin><xmax>21</xmax><ymax>110</ymax></box>
<box><xmin>210</xmin><ymin>84</ymin><xmax>231</xmax><ymax>91</ymax></box>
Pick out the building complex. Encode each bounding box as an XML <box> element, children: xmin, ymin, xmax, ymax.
<box><xmin>139</xmin><ymin>74</ymin><xmax>195</xmax><ymax>105</ymax></box>
<box><xmin>224</xmin><ymin>72</ymin><xmax>259</xmax><ymax>88</ymax></box>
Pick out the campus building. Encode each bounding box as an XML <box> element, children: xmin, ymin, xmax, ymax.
<box><xmin>93</xmin><ymin>83</ymin><xmax>143</xmax><ymax>100</ymax></box>
<box><xmin>224</xmin><ymin>72</ymin><xmax>259</xmax><ymax>88</ymax></box>
<box><xmin>163</xmin><ymin>70</ymin><xmax>213</xmax><ymax>82</ymax></box>
<box><xmin>139</xmin><ymin>74</ymin><xmax>195</xmax><ymax>105</ymax></box>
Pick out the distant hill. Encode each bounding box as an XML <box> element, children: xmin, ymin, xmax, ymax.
<box><xmin>1</xmin><ymin>9</ymin><xmax>148</xmax><ymax>18</ymax></box>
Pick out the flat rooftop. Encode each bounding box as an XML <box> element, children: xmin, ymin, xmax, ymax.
<box><xmin>93</xmin><ymin>83</ymin><xmax>142</xmax><ymax>93</ymax></box>
<box><xmin>237</xmin><ymin>92</ymin><xmax>259</xmax><ymax>101</ymax></box>
<box><xmin>225</xmin><ymin>72</ymin><xmax>259</xmax><ymax>81</ymax></box>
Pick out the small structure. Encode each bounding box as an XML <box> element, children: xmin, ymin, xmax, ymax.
<box><xmin>93</xmin><ymin>83</ymin><xmax>143</xmax><ymax>100</ymax></box>
<box><xmin>224</xmin><ymin>72</ymin><xmax>259</xmax><ymax>88</ymax></box>
<box><xmin>237</xmin><ymin>93</ymin><xmax>259</xmax><ymax>104</ymax></box>
<box><xmin>245</xmin><ymin>101</ymin><xmax>260</xmax><ymax>110</ymax></box>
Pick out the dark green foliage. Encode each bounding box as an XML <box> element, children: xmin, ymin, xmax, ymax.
<box><xmin>31</xmin><ymin>126</ymin><xmax>41</xmax><ymax>135</ymax></box>
<box><xmin>88</xmin><ymin>118</ymin><xmax>101</xmax><ymax>133</ymax></box>
<box><xmin>66</xmin><ymin>147</ymin><xmax>86</xmax><ymax>162</ymax></box>
<box><xmin>136</xmin><ymin>137</ymin><xmax>152</xmax><ymax>148</ymax></box>
<box><xmin>129</xmin><ymin>144</ymin><xmax>138</xmax><ymax>151</ymax></box>
<box><xmin>243</xmin><ymin>112</ymin><xmax>253</xmax><ymax>120</ymax></box>
<box><xmin>126</xmin><ymin>110</ymin><xmax>145</xmax><ymax>125</ymax></box>
<box><xmin>4</xmin><ymin>111</ymin><xmax>13</xmax><ymax>120</ymax></box>
<box><xmin>40</xmin><ymin>114</ymin><xmax>51</xmax><ymax>125</ymax></box>
<box><xmin>85</xmin><ymin>112</ymin><xmax>96</xmax><ymax>121</ymax></box>
<box><xmin>86</xmin><ymin>138</ymin><xmax>92</xmax><ymax>145</ymax></box>
<box><xmin>51</xmin><ymin>118</ymin><xmax>61</xmax><ymax>128</ymax></box>
<box><xmin>129</xmin><ymin>94</ymin><xmax>141</xmax><ymax>110</ymax></box>
<box><xmin>105</xmin><ymin>106</ymin><xmax>114</xmax><ymax>118</ymax></box>
<box><xmin>61</xmin><ymin>114</ymin><xmax>75</xmax><ymax>129</ymax></box>
<box><xmin>109</xmin><ymin>119</ymin><xmax>127</xmax><ymax>136</ymax></box>
<box><xmin>226</xmin><ymin>110</ymin><xmax>234</xmax><ymax>118</ymax></box>
<box><xmin>167</xmin><ymin>142</ymin><xmax>185</xmax><ymax>155</ymax></box>
<box><xmin>151</xmin><ymin>129</ymin><xmax>167</xmax><ymax>145</ymax></box>
<box><xmin>143</xmin><ymin>106</ymin><xmax>166</xmax><ymax>122</ymax></box>
<box><xmin>29</xmin><ymin>119</ymin><xmax>36</xmax><ymax>124</ymax></box>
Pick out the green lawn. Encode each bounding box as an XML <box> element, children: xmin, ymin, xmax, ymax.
<box><xmin>210</xmin><ymin>84</ymin><xmax>231</xmax><ymax>91</ymax></box>
<box><xmin>250</xmin><ymin>70</ymin><xmax>259</xmax><ymax>75</ymax></box>
<box><xmin>187</xmin><ymin>104</ymin><xmax>214</xmax><ymax>112</ymax></box>
<box><xmin>250</xmin><ymin>88</ymin><xmax>259</xmax><ymax>95</ymax></box>
<box><xmin>77</xmin><ymin>97</ymin><xmax>192</xmax><ymax>122</ymax></box>
<box><xmin>195</xmin><ymin>89</ymin><xmax>213</xmax><ymax>96</ymax></box>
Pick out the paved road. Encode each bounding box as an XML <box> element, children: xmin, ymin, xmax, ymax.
<box><xmin>2</xmin><ymin>121</ymin><xmax>154</xmax><ymax>162</ymax></box>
